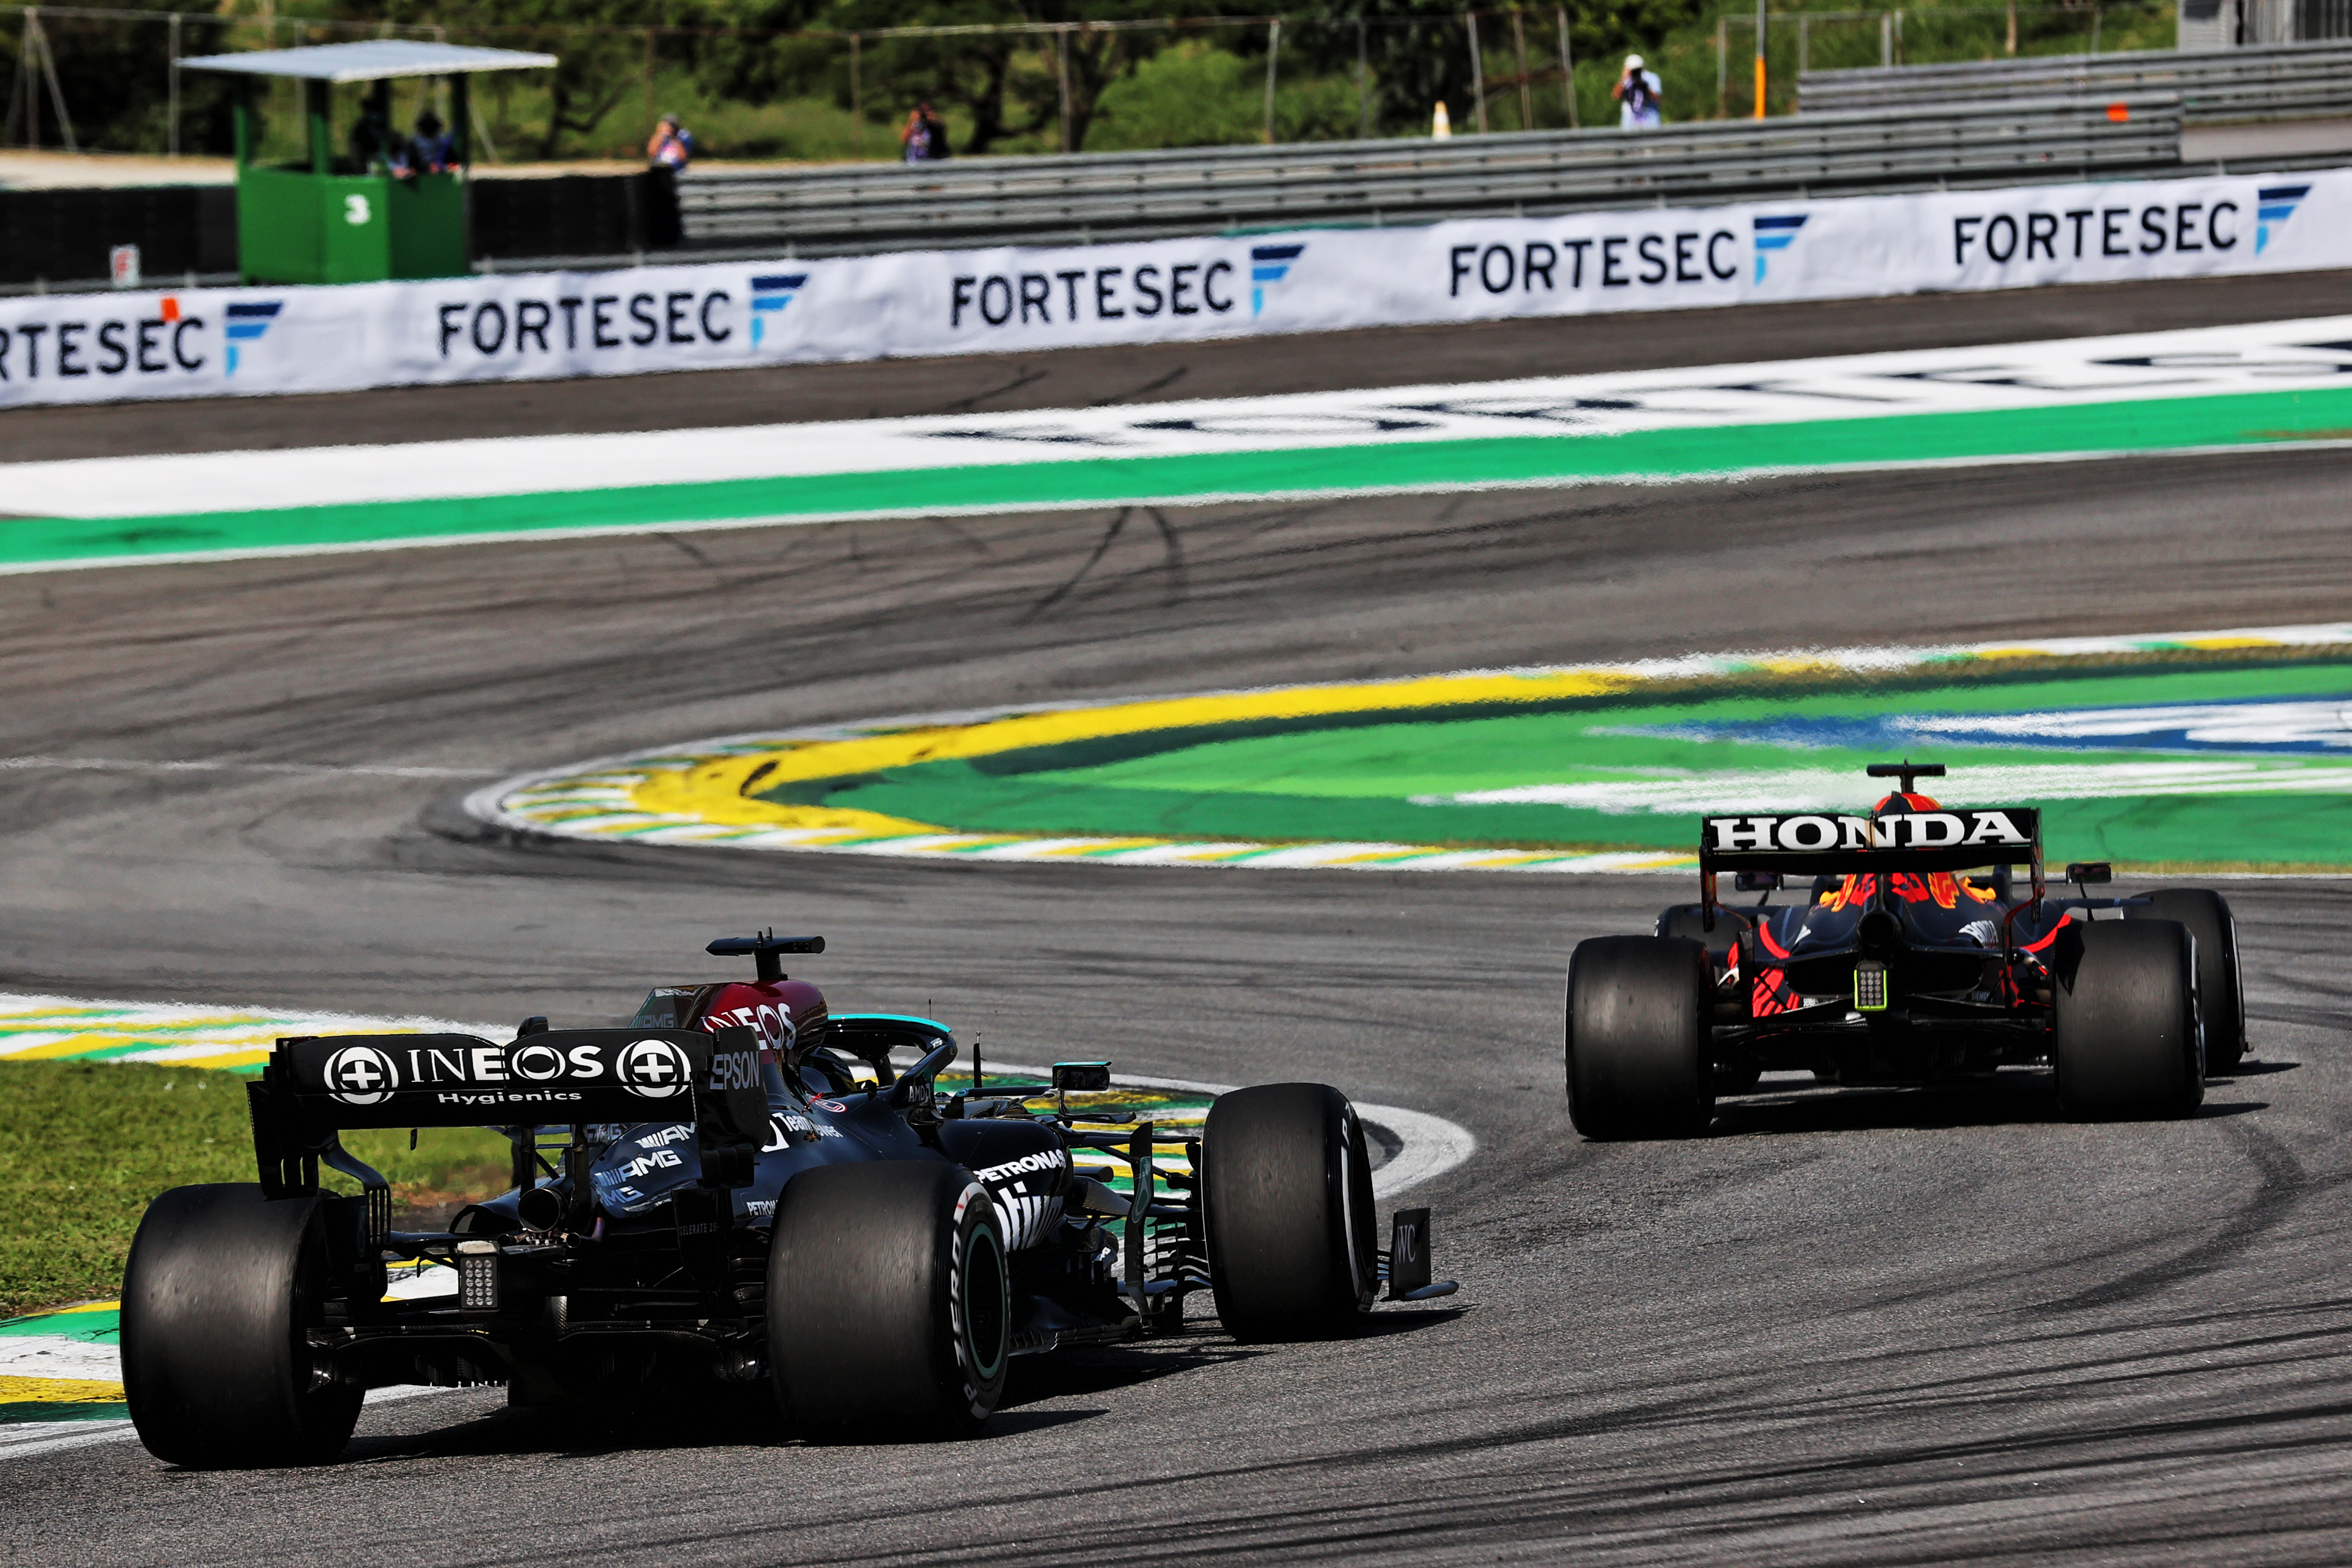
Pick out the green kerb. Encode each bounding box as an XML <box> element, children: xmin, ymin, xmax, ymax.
<box><xmin>8</xmin><ymin>386</ymin><xmax>2349</xmax><ymax>569</ymax></box>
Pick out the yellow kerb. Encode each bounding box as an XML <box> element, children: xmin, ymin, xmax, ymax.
<box><xmin>631</xmin><ymin>669</ymin><xmax>1634</xmax><ymax>827</ymax></box>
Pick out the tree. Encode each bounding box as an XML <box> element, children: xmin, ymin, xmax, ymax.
<box><xmin>371</xmin><ymin>0</ymin><xmax>674</xmax><ymax>159</ymax></box>
<box><xmin>1284</xmin><ymin>0</ymin><xmax>1706</xmax><ymax>135</ymax></box>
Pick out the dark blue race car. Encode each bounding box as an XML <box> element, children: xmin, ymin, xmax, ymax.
<box><xmin>1565</xmin><ymin>762</ymin><xmax>2246</xmax><ymax>1137</ymax></box>
<box><xmin>117</xmin><ymin>932</ymin><xmax>1452</xmax><ymax>1467</ymax></box>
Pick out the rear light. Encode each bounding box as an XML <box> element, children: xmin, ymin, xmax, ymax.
<box><xmin>1855</xmin><ymin>962</ymin><xmax>1889</xmax><ymax>1013</ymax></box>
<box><xmin>457</xmin><ymin>1240</ymin><xmax>500</xmax><ymax>1313</ymax></box>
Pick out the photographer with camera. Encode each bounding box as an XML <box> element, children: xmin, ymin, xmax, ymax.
<box><xmin>1612</xmin><ymin>54</ymin><xmax>1663</xmax><ymax>129</ymax></box>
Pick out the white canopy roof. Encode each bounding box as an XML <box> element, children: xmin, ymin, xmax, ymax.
<box><xmin>176</xmin><ymin>40</ymin><xmax>557</xmax><ymax>83</ymax></box>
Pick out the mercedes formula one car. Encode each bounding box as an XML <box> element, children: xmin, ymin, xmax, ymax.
<box><xmin>120</xmin><ymin>932</ymin><xmax>1455</xmax><ymax>1467</ymax></box>
<box><xmin>1565</xmin><ymin>762</ymin><xmax>2246</xmax><ymax>1138</ymax></box>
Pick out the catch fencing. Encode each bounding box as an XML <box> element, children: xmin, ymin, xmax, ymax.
<box><xmin>1798</xmin><ymin>39</ymin><xmax>2352</xmax><ymax>120</ymax></box>
<box><xmin>678</xmin><ymin>96</ymin><xmax>2180</xmax><ymax>255</ymax></box>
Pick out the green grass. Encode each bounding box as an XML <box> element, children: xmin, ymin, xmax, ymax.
<box><xmin>0</xmin><ymin>1061</ymin><xmax>509</xmax><ymax>1320</ymax></box>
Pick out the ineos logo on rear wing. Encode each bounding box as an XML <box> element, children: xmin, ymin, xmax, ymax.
<box><xmin>272</xmin><ymin>1027</ymin><xmax>743</xmax><ymax>1129</ymax></box>
<box><xmin>1700</xmin><ymin>808</ymin><xmax>2039</xmax><ymax>872</ymax></box>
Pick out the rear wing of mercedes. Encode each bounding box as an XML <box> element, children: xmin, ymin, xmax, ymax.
<box><xmin>246</xmin><ymin>1025</ymin><xmax>769</xmax><ymax>1244</ymax></box>
<box><xmin>1698</xmin><ymin>807</ymin><xmax>2043</xmax><ymax>928</ymax></box>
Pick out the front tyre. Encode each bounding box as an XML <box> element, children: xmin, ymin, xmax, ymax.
<box><xmin>2053</xmin><ymin>920</ymin><xmax>2204</xmax><ymax>1120</ymax></box>
<box><xmin>1201</xmin><ymin>1083</ymin><xmax>1378</xmax><ymax>1342</ymax></box>
<box><xmin>768</xmin><ymin>1162</ymin><xmax>1010</xmax><ymax>1439</ymax></box>
<box><xmin>2126</xmin><ymin>888</ymin><xmax>2246</xmax><ymax>1072</ymax></box>
<box><xmin>1565</xmin><ymin>935</ymin><xmax>1712</xmax><ymax>1140</ymax></box>
<box><xmin>121</xmin><ymin>1185</ymin><xmax>363</xmax><ymax>1469</ymax></box>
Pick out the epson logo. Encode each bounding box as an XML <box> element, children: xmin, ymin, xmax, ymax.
<box><xmin>1706</xmin><ymin>811</ymin><xmax>2031</xmax><ymax>853</ymax></box>
<box><xmin>710</xmin><ymin>1049</ymin><xmax>761</xmax><ymax>1091</ymax></box>
<box><xmin>973</xmin><ymin>1150</ymin><xmax>1068</xmax><ymax>1184</ymax></box>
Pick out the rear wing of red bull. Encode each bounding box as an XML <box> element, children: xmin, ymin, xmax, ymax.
<box><xmin>246</xmin><ymin>1025</ymin><xmax>769</xmax><ymax>1243</ymax></box>
<box><xmin>1697</xmin><ymin>807</ymin><xmax>2043</xmax><ymax>928</ymax></box>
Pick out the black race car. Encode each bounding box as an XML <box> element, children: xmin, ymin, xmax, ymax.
<box><xmin>120</xmin><ymin>932</ymin><xmax>1454</xmax><ymax>1467</ymax></box>
<box><xmin>1564</xmin><ymin>763</ymin><xmax>2246</xmax><ymax>1137</ymax></box>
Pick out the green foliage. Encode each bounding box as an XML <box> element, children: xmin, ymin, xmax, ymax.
<box><xmin>1088</xmin><ymin>38</ymin><xmax>1360</xmax><ymax>148</ymax></box>
<box><xmin>5</xmin><ymin>0</ymin><xmax>2186</xmax><ymax>159</ymax></box>
<box><xmin>1281</xmin><ymin>0</ymin><xmax>1709</xmax><ymax>135</ymax></box>
<box><xmin>3</xmin><ymin>5</ymin><xmax>247</xmax><ymax>157</ymax></box>
<box><xmin>0</xmin><ymin>1061</ymin><xmax>508</xmax><ymax>1320</ymax></box>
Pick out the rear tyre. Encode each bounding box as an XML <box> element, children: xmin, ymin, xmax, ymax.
<box><xmin>2127</xmin><ymin>888</ymin><xmax>2246</xmax><ymax>1072</ymax></box>
<box><xmin>1201</xmin><ymin>1084</ymin><xmax>1378</xmax><ymax>1342</ymax></box>
<box><xmin>767</xmin><ymin>1161</ymin><xmax>1009</xmax><ymax>1439</ymax></box>
<box><xmin>2052</xmin><ymin>920</ymin><xmax>2204</xmax><ymax>1120</ymax></box>
<box><xmin>1565</xmin><ymin>935</ymin><xmax>1713</xmax><ymax>1140</ymax></box>
<box><xmin>121</xmin><ymin>1185</ymin><xmax>362</xmax><ymax>1469</ymax></box>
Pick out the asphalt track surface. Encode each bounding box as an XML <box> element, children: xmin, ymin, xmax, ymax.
<box><xmin>5</xmin><ymin>274</ymin><xmax>2352</xmax><ymax>1565</ymax></box>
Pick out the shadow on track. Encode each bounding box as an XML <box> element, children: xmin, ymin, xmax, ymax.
<box><xmin>1708</xmin><ymin>1069</ymin><xmax>2278</xmax><ymax>1139</ymax></box>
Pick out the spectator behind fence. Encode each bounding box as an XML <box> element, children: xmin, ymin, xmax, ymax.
<box><xmin>412</xmin><ymin>110</ymin><xmax>454</xmax><ymax>174</ymax></box>
<box><xmin>1614</xmin><ymin>55</ymin><xmax>1663</xmax><ymax>129</ymax></box>
<box><xmin>900</xmin><ymin>102</ymin><xmax>950</xmax><ymax>163</ymax></box>
<box><xmin>648</xmin><ymin>113</ymin><xmax>695</xmax><ymax>170</ymax></box>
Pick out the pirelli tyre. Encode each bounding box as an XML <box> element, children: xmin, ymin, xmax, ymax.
<box><xmin>1201</xmin><ymin>1083</ymin><xmax>1379</xmax><ymax>1342</ymax></box>
<box><xmin>2052</xmin><ymin>919</ymin><xmax>2205</xmax><ymax>1120</ymax></box>
<box><xmin>2126</xmin><ymin>888</ymin><xmax>2247</xmax><ymax>1072</ymax></box>
<box><xmin>121</xmin><ymin>1184</ymin><xmax>364</xmax><ymax>1468</ymax></box>
<box><xmin>1565</xmin><ymin>935</ymin><xmax>1713</xmax><ymax>1139</ymax></box>
<box><xmin>767</xmin><ymin>1161</ymin><xmax>1010</xmax><ymax>1439</ymax></box>
<box><xmin>1657</xmin><ymin>909</ymin><xmax>1762</xmax><ymax>1094</ymax></box>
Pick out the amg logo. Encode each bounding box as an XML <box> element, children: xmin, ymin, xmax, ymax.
<box><xmin>620</xmin><ymin>1148</ymin><xmax>683</xmax><ymax>1179</ymax></box>
<box><xmin>1706</xmin><ymin>811</ymin><xmax>2031</xmax><ymax>853</ymax></box>
<box><xmin>974</xmin><ymin>1150</ymin><xmax>1068</xmax><ymax>1184</ymax></box>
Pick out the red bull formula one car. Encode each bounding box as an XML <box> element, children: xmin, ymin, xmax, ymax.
<box><xmin>119</xmin><ymin>932</ymin><xmax>1453</xmax><ymax>1467</ymax></box>
<box><xmin>1565</xmin><ymin>763</ymin><xmax>2245</xmax><ymax>1137</ymax></box>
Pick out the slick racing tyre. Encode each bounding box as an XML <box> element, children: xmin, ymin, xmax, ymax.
<box><xmin>1200</xmin><ymin>1083</ymin><xmax>1379</xmax><ymax>1342</ymax></box>
<box><xmin>2127</xmin><ymin>888</ymin><xmax>2247</xmax><ymax>1072</ymax></box>
<box><xmin>121</xmin><ymin>1185</ymin><xmax>364</xmax><ymax>1468</ymax></box>
<box><xmin>768</xmin><ymin>1161</ymin><xmax>1010</xmax><ymax>1439</ymax></box>
<box><xmin>2052</xmin><ymin>920</ymin><xmax>2205</xmax><ymax>1120</ymax></box>
<box><xmin>1565</xmin><ymin>935</ymin><xmax>1713</xmax><ymax>1140</ymax></box>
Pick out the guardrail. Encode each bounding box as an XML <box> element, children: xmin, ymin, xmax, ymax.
<box><xmin>1799</xmin><ymin>40</ymin><xmax>2352</xmax><ymax>122</ymax></box>
<box><xmin>678</xmin><ymin>98</ymin><xmax>2180</xmax><ymax>255</ymax></box>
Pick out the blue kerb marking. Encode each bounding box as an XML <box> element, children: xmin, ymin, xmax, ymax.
<box><xmin>748</xmin><ymin>273</ymin><xmax>808</xmax><ymax>346</ymax></box>
<box><xmin>1601</xmin><ymin>692</ymin><xmax>2352</xmax><ymax>756</ymax></box>
<box><xmin>222</xmin><ymin>299</ymin><xmax>282</xmax><ymax>374</ymax></box>
<box><xmin>1751</xmin><ymin>215</ymin><xmax>1807</xmax><ymax>283</ymax></box>
<box><xmin>2255</xmin><ymin>184</ymin><xmax>2309</xmax><ymax>255</ymax></box>
<box><xmin>1250</xmin><ymin>243</ymin><xmax>1306</xmax><ymax>316</ymax></box>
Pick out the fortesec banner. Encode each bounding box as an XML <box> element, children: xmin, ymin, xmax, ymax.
<box><xmin>1</xmin><ymin>166</ymin><xmax>2343</xmax><ymax>408</ymax></box>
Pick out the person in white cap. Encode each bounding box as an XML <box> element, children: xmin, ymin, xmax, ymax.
<box><xmin>1613</xmin><ymin>54</ymin><xmax>1663</xmax><ymax>128</ymax></box>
